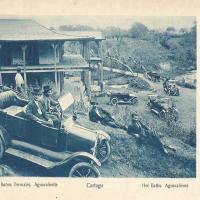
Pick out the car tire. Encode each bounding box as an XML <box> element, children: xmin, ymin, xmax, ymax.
<box><xmin>96</xmin><ymin>140</ymin><xmax>111</xmax><ymax>164</ymax></box>
<box><xmin>159</xmin><ymin>111</ymin><xmax>166</xmax><ymax>119</ymax></box>
<box><xmin>111</xmin><ymin>97</ymin><xmax>118</xmax><ymax>105</ymax></box>
<box><xmin>174</xmin><ymin>115</ymin><xmax>179</xmax><ymax>121</ymax></box>
<box><xmin>131</xmin><ymin>98</ymin><xmax>138</xmax><ymax>105</ymax></box>
<box><xmin>0</xmin><ymin>136</ymin><xmax>5</xmax><ymax>160</ymax></box>
<box><xmin>68</xmin><ymin>162</ymin><xmax>100</xmax><ymax>177</ymax></box>
<box><xmin>176</xmin><ymin>89</ymin><xmax>180</xmax><ymax>96</ymax></box>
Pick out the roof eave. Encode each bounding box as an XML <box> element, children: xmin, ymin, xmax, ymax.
<box><xmin>0</xmin><ymin>37</ymin><xmax>95</xmax><ymax>42</ymax></box>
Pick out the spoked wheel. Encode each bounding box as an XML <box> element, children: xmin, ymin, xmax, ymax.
<box><xmin>159</xmin><ymin>111</ymin><xmax>166</xmax><ymax>119</ymax></box>
<box><xmin>131</xmin><ymin>98</ymin><xmax>138</xmax><ymax>105</ymax></box>
<box><xmin>176</xmin><ymin>89</ymin><xmax>180</xmax><ymax>96</ymax></box>
<box><xmin>111</xmin><ymin>97</ymin><xmax>118</xmax><ymax>105</ymax></box>
<box><xmin>68</xmin><ymin>162</ymin><xmax>100</xmax><ymax>178</ymax></box>
<box><xmin>0</xmin><ymin>136</ymin><xmax>5</xmax><ymax>160</ymax></box>
<box><xmin>96</xmin><ymin>140</ymin><xmax>111</xmax><ymax>163</ymax></box>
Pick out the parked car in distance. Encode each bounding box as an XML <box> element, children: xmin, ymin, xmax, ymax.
<box><xmin>145</xmin><ymin>71</ymin><xmax>161</xmax><ymax>82</ymax></box>
<box><xmin>107</xmin><ymin>91</ymin><xmax>138</xmax><ymax>105</ymax></box>
<box><xmin>0</xmin><ymin>91</ymin><xmax>111</xmax><ymax>177</ymax></box>
<box><xmin>147</xmin><ymin>94</ymin><xmax>178</xmax><ymax>122</ymax></box>
<box><xmin>163</xmin><ymin>79</ymin><xmax>180</xmax><ymax>96</ymax></box>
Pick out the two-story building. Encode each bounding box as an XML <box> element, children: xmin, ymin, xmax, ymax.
<box><xmin>0</xmin><ymin>19</ymin><xmax>104</xmax><ymax>97</ymax></box>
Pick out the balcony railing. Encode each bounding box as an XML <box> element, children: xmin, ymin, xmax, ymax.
<box><xmin>0</xmin><ymin>64</ymin><xmax>90</xmax><ymax>73</ymax></box>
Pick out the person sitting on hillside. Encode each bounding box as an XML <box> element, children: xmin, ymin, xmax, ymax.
<box><xmin>89</xmin><ymin>102</ymin><xmax>126</xmax><ymax>130</ymax></box>
<box><xmin>127</xmin><ymin>112</ymin><xmax>169</xmax><ymax>154</ymax></box>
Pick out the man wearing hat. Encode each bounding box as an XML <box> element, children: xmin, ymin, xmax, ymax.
<box><xmin>25</xmin><ymin>87</ymin><xmax>53</xmax><ymax>127</ymax></box>
<box><xmin>89</xmin><ymin>102</ymin><xmax>126</xmax><ymax>130</ymax></box>
<box><xmin>127</xmin><ymin>112</ymin><xmax>148</xmax><ymax>138</ymax></box>
<box><xmin>127</xmin><ymin>112</ymin><xmax>168</xmax><ymax>154</ymax></box>
<box><xmin>40</xmin><ymin>85</ymin><xmax>59</xmax><ymax>113</ymax></box>
<box><xmin>40</xmin><ymin>85</ymin><xmax>61</xmax><ymax>127</ymax></box>
<box><xmin>15</xmin><ymin>67</ymin><xmax>24</xmax><ymax>93</ymax></box>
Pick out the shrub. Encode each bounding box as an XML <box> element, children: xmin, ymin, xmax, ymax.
<box><xmin>128</xmin><ymin>23</ymin><xmax>149</xmax><ymax>38</ymax></box>
<box><xmin>152</xmin><ymin>120</ymin><xmax>196</xmax><ymax>147</ymax></box>
<box><xmin>176</xmin><ymin>79</ymin><xmax>196</xmax><ymax>89</ymax></box>
<box><xmin>128</xmin><ymin>76</ymin><xmax>151</xmax><ymax>90</ymax></box>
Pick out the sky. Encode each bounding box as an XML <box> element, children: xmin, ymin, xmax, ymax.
<box><xmin>0</xmin><ymin>15</ymin><xmax>195</xmax><ymax>31</ymax></box>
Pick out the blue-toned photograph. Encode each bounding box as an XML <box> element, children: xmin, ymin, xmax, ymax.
<box><xmin>0</xmin><ymin>16</ymin><xmax>196</xmax><ymax>177</ymax></box>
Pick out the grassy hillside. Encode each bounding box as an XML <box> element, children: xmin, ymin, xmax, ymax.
<box><xmin>101</xmin><ymin>32</ymin><xmax>196</xmax><ymax>74</ymax></box>
<box><xmin>102</xmin><ymin>37</ymin><xmax>169</xmax><ymax>69</ymax></box>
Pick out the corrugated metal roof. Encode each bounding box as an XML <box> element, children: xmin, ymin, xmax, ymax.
<box><xmin>58</xmin><ymin>31</ymin><xmax>104</xmax><ymax>40</ymax></box>
<box><xmin>0</xmin><ymin>19</ymin><xmax>93</xmax><ymax>41</ymax></box>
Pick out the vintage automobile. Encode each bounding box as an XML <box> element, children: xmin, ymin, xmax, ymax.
<box><xmin>163</xmin><ymin>79</ymin><xmax>180</xmax><ymax>96</ymax></box>
<box><xmin>145</xmin><ymin>71</ymin><xmax>161</xmax><ymax>82</ymax></box>
<box><xmin>0</xmin><ymin>91</ymin><xmax>111</xmax><ymax>177</ymax></box>
<box><xmin>147</xmin><ymin>94</ymin><xmax>178</xmax><ymax>121</ymax></box>
<box><xmin>107</xmin><ymin>91</ymin><xmax>138</xmax><ymax>105</ymax></box>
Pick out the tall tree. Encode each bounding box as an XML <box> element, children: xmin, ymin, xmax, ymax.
<box><xmin>128</xmin><ymin>22</ymin><xmax>149</xmax><ymax>38</ymax></box>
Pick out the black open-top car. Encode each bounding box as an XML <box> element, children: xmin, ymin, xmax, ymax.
<box><xmin>163</xmin><ymin>79</ymin><xmax>180</xmax><ymax>96</ymax></box>
<box><xmin>145</xmin><ymin>71</ymin><xmax>161</xmax><ymax>82</ymax></box>
<box><xmin>147</xmin><ymin>94</ymin><xmax>178</xmax><ymax>122</ymax></box>
<box><xmin>107</xmin><ymin>91</ymin><xmax>138</xmax><ymax>105</ymax></box>
<box><xmin>0</xmin><ymin>91</ymin><xmax>111</xmax><ymax>177</ymax></box>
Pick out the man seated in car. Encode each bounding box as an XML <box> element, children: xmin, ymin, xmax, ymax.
<box><xmin>25</xmin><ymin>87</ymin><xmax>55</xmax><ymax>127</ymax></box>
<box><xmin>89</xmin><ymin>102</ymin><xmax>126</xmax><ymax>130</ymax></box>
<box><xmin>127</xmin><ymin>112</ymin><xmax>168</xmax><ymax>154</ymax></box>
<box><xmin>40</xmin><ymin>85</ymin><xmax>62</xmax><ymax>122</ymax></box>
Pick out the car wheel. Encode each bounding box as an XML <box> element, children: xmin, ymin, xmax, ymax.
<box><xmin>96</xmin><ymin>140</ymin><xmax>111</xmax><ymax>163</ymax></box>
<box><xmin>174</xmin><ymin>115</ymin><xmax>179</xmax><ymax>121</ymax></box>
<box><xmin>176</xmin><ymin>89</ymin><xmax>180</xmax><ymax>96</ymax></box>
<box><xmin>159</xmin><ymin>111</ymin><xmax>166</xmax><ymax>119</ymax></box>
<box><xmin>68</xmin><ymin>162</ymin><xmax>100</xmax><ymax>178</ymax></box>
<box><xmin>131</xmin><ymin>98</ymin><xmax>138</xmax><ymax>105</ymax></box>
<box><xmin>111</xmin><ymin>97</ymin><xmax>118</xmax><ymax>105</ymax></box>
<box><xmin>173</xmin><ymin>112</ymin><xmax>179</xmax><ymax>121</ymax></box>
<box><xmin>0</xmin><ymin>136</ymin><xmax>5</xmax><ymax>160</ymax></box>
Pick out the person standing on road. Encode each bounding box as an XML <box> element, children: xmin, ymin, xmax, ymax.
<box><xmin>15</xmin><ymin>67</ymin><xmax>24</xmax><ymax>93</ymax></box>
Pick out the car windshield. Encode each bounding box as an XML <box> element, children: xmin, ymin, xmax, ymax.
<box><xmin>58</xmin><ymin>93</ymin><xmax>74</xmax><ymax>111</ymax></box>
<box><xmin>168</xmin><ymin>80</ymin><xmax>176</xmax><ymax>84</ymax></box>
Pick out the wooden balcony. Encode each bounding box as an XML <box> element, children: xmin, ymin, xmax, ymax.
<box><xmin>0</xmin><ymin>63</ymin><xmax>90</xmax><ymax>74</ymax></box>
